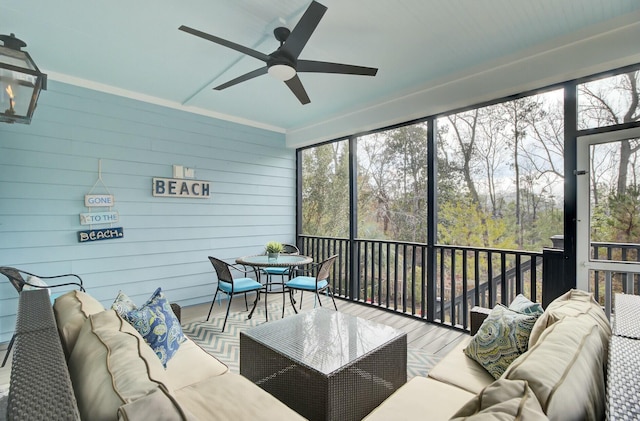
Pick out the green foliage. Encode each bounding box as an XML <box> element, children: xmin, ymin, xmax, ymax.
<box><xmin>604</xmin><ymin>185</ymin><xmax>640</xmax><ymax>242</ymax></box>
<box><xmin>265</xmin><ymin>241</ymin><xmax>284</xmax><ymax>253</ymax></box>
<box><xmin>301</xmin><ymin>141</ymin><xmax>350</xmax><ymax>237</ymax></box>
<box><xmin>438</xmin><ymin>197</ymin><xmax>517</xmax><ymax>249</ymax></box>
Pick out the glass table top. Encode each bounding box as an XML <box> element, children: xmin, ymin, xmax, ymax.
<box><xmin>243</xmin><ymin>308</ymin><xmax>406</xmax><ymax>375</ymax></box>
<box><xmin>236</xmin><ymin>254</ymin><xmax>313</xmax><ymax>267</ymax></box>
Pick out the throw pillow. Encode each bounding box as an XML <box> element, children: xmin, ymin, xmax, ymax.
<box><xmin>111</xmin><ymin>290</ymin><xmax>138</xmax><ymax>315</ymax></box>
<box><xmin>464</xmin><ymin>305</ymin><xmax>539</xmax><ymax>379</ymax></box>
<box><xmin>122</xmin><ymin>288</ymin><xmax>186</xmax><ymax>367</ymax></box>
<box><xmin>509</xmin><ymin>294</ymin><xmax>544</xmax><ymax>316</ymax></box>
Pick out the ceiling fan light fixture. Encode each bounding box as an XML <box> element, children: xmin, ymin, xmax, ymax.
<box><xmin>268</xmin><ymin>64</ymin><xmax>296</xmax><ymax>81</ymax></box>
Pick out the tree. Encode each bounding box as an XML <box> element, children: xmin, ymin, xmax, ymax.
<box><xmin>301</xmin><ymin>141</ymin><xmax>350</xmax><ymax>237</ymax></box>
<box><xmin>579</xmin><ymin>71</ymin><xmax>640</xmax><ymax>195</ymax></box>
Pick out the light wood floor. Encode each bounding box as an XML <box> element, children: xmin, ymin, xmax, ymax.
<box><xmin>0</xmin><ymin>291</ymin><xmax>469</xmax><ymax>390</ymax></box>
<box><xmin>181</xmin><ymin>290</ymin><xmax>469</xmax><ymax>355</ymax></box>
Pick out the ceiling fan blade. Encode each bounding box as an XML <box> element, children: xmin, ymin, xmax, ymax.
<box><xmin>297</xmin><ymin>60</ymin><xmax>378</xmax><ymax>76</ymax></box>
<box><xmin>179</xmin><ymin>25</ymin><xmax>270</xmax><ymax>62</ymax></box>
<box><xmin>281</xmin><ymin>1</ymin><xmax>327</xmax><ymax>59</ymax></box>
<box><xmin>285</xmin><ymin>75</ymin><xmax>311</xmax><ymax>105</ymax></box>
<box><xmin>214</xmin><ymin>67</ymin><xmax>268</xmax><ymax>90</ymax></box>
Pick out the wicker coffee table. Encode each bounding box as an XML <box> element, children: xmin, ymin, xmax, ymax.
<box><xmin>240</xmin><ymin>308</ymin><xmax>407</xmax><ymax>421</ymax></box>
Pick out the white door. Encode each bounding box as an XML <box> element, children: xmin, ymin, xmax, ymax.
<box><xmin>576</xmin><ymin>127</ymin><xmax>640</xmax><ymax>317</ymax></box>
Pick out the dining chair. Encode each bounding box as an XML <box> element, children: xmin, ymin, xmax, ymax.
<box><xmin>0</xmin><ymin>266</ymin><xmax>85</xmax><ymax>367</ymax></box>
<box><xmin>286</xmin><ymin>254</ymin><xmax>338</xmax><ymax>312</ymax></box>
<box><xmin>262</xmin><ymin>243</ymin><xmax>300</xmax><ymax>286</ymax></box>
<box><xmin>207</xmin><ymin>256</ymin><xmax>263</xmax><ymax>332</ymax></box>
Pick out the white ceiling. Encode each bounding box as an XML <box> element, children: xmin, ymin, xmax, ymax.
<box><xmin>2</xmin><ymin>1</ymin><xmax>640</xmax><ymax>146</ymax></box>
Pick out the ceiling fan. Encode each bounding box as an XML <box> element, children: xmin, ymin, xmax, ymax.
<box><xmin>179</xmin><ymin>1</ymin><xmax>378</xmax><ymax>105</ymax></box>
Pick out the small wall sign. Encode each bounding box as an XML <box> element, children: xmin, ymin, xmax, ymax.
<box><xmin>85</xmin><ymin>194</ymin><xmax>114</xmax><ymax>207</ymax></box>
<box><xmin>79</xmin><ymin>211</ymin><xmax>119</xmax><ymax>225</ymax></box>
<box><xmin>78</xmin><ymin>227</ymin><xmax>124</xmax><ymax>243</ymax></box>
<box><xmin>152</xmin><ymin>177</ymin><xmax>211</xmax><ymax>198</ymax></box>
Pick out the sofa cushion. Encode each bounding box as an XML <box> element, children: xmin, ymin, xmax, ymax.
<box><xmin>117</xmin><ymin>387</ymin><xmax>193</xmax><ymax>421</ymax></box>
<box><xmin>165</xmin><ymin>338</ymin><xmax>229</xmax><ymax>391</ymax></box>
<box><xmin>121</xmin><ymin>288</ymin><xmax>187</xmax><ymax>367</ymax></box>
<box><xmin>362</xmin><ymin>376</ymin><xmax>475</xmax><ymax>421</ymax></box>
<box><xmin>53</xmin><ymin>290</ymin><xmax>105</xmax><ymax>357</ymax></box>
<box><xmin>464</xmin><ymin>305</ymin><xmax>539</xmax><ymax>379</ymax></box>
<box><xmin>69</xmin><ymin>309</ymin><xmax>173</xmax><ymax>421</ymax></box>
<box><xmin>503</xmin><ymin>315</ymin><xmax>607</xmax><ymax>421</ymax></box>
<box><xmin>174</xmin><ymin>372</ymin><xmax>307</xmax><ymax>420</ymax></box>
<box><xmin>450</xmin><ymin>378</ymin><xmax>548</xmax><ymax>420</ymax></box>
<box><xmin>528</xmin><ymin>289</ymin><xmax>610</xmax><ymax>348</ymax></box>
<box><xmin>428</xmin><ymin>337</ymin><xmax>494</xmax><ymax>394</ymax></box>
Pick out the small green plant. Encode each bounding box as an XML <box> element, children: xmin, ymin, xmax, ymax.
<box><xmin>265</xmin><ymin>241</ymin><xmax>284</xmax><ymax>254</ymax></box>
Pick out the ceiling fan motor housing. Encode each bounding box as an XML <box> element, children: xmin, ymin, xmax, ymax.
<box><xmin>273</xmin><ymin>27</ymin><xmax>291</xmax><ymax>44</ymax></box>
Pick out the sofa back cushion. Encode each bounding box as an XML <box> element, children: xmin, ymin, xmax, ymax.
<box><xmin>53</xmin><ymin>290</ymin><xmax>105</xmax><ymax>357</ymax></box>
<box><xmin>528</xmin><ymin>289</ymin><xmax>610</xmax><ymax>348</ymax></box>
<box><xmin>502</xmin><ymin>315</ymin><xmax>607</xmax><ymax>421</ymax></box>
<box><xmin>69</xmin><ymin>309</ymin><xmax>174</xmax><ymax>421</ymax></box>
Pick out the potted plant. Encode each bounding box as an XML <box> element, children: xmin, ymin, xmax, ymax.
<box><xmin>265</xmin><ymin>241</ymin><xmax>284</xmax><ymax>260</ymax></box>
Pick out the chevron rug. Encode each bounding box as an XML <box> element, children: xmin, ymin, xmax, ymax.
<box><xmin>182</xmin><ymin>302</ymin><xmax>441</xmax><ymax>379</ymax></box>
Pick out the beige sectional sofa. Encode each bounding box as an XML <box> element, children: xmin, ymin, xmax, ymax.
<box><xmin>9</xmin><ymin>287</ymin><xmax>610</xmax><ymax>420</ymax></box>
<box><xmin>364</xmin><ymin>289</ymin><xmax>611</xmax><ymax>421</ymax></box>
<box><xmin>52</xmin><ymin>289</ymin><xmax>305</xmax><ymax>421</ymax></box>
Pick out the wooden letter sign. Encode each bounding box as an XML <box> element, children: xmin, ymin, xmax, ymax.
<box><xmin>78</xmin><ymin>227</ymin><xmax>124</xmax><ymax>243</ymax></box>
<box><xmin>79</xmin><ymin>211</ymin><xmax>119</xmax><ymax>225</ymax></box>
<box><xmin>152</xmin><ymin>178</ymin><xmax>211</xmax><ymax>198</ymax></box>
<box><xmin>85</xmin><ymin>194</ymin><xmax>114</xmax><ymax>207</ymax></box>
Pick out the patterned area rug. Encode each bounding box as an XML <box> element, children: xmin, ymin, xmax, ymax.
<box><xmin>182</xmin><ymin>302</ymin><xmax>441</xmax><ymax>379</ymax></box>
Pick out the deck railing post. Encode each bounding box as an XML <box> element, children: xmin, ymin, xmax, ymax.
<box><xmin>542</xmin><ymin>242</ymin><xmax>573</xmax><ymax>308</ymax></box>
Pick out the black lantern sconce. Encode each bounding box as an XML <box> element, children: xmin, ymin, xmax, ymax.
<box><xmin>0</xmin><ymin>33</ymin><xmax>47</xmax><ymax>124</ymax></box>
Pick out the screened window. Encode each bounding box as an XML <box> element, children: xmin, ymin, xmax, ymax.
<box><xmin>578</xmin><ymin>70</ymin><xmax>640</xmax><ymax>130</ymax></box>
<box><xmin>301</xmin><ymin>140</ymin><xmax>349</xmax><ymax>237</ymax></box>
<box><xmin>436</xmin><ymin>89</ymin><xmax>564</xmax><ymax>250</ymax></box>
<box><xmin>356</xmin><ymin>123</ymin><xmax>428</xmax><ymax>242</ymax></box>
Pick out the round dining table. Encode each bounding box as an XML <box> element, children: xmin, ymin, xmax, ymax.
<box><xmin>235</xmin><ymin>254</ymin><xmax>313</xmax><ymax>320</ymax></box>
<box><xmin>235</xmin><ymin>254</ymin><xmax>313</xmax><ymax>269</ymax></box>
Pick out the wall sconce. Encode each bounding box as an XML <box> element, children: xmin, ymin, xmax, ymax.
<box><xmin>0</xmin><ymin>33</ymin><xmax>47</xmax><ymax>124</ymax></box>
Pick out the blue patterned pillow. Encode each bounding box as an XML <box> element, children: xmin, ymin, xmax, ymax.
<box><xmin>464</xmin><ymin>305</ymin><xmax>539</xmax><ymax>379</ymax></box>
<box><xmin>508</xmin><ymin>294</ymin><xmax>544</xmax><ymax>316</ymax></box>
<box><xmin>122</xmin><ymin>288</ymin><xmax>186</xmax><ymax>367</ymax></box>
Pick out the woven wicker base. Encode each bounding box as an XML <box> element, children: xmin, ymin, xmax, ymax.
<box><xmin>240</xmin><ymin>308</ymin><xmax>407</xmax><ymax>421</ymax></box>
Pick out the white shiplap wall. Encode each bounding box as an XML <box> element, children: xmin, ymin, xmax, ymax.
<box><xmin>0</xmin><ymin>81</ymin><xmax>294</xmax><ymax>343</ymax></box>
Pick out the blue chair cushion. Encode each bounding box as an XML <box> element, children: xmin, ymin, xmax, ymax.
<box><xmin>263</xmin><ymin>267</ymin><xmax>290</xmax><ymax>275</ymax></box>
<box><xmin>218</xmin><ymin>278</ymin><xmax>262</xmax><ymax>293</ymax></box>
<box><xmin>286</xmin><ymin>276</ymin><xmax>328</xmax><ymax>291</ymax></box>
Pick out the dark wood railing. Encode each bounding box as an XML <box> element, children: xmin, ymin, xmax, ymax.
<box><xmin>298</xmin><ymin>235</ymin><xmax>542</xmax><ymax>331</ymax></box>
<box><xmin>298</xmin><ymin>235</ymin><xmax>640</xmax><ymax>328</ymax></box>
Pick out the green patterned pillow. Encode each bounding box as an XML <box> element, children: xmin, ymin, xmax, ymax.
<box><xmin>509</xmin><ymin>294</ymin><xmax>544</xmax><ymax>316</ymax></box>
<box><xmin>111</xmin><ymin>290</ymin><xmax>138</xmax><ymax>316</ymax></box>
<box><xmin>464</xmin><ymin>305</ymin><xmax>539</xmax><ymax>379</ymax></box>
